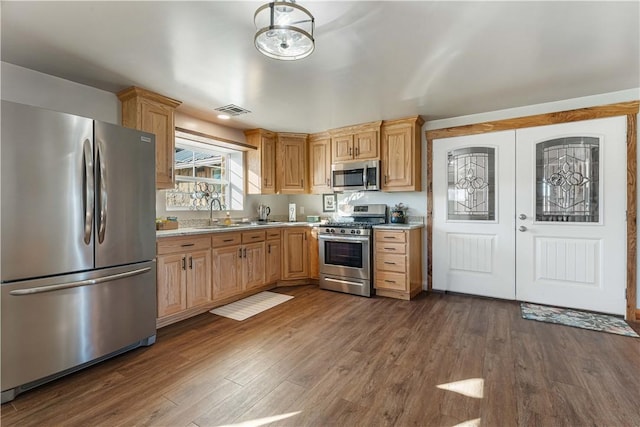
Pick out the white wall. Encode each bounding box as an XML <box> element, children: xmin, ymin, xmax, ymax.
<box><xmin>1</xmin><ymin>62</ymin><xmax>119</xmax><ymax>123</ymax></box>
<box><xmin>425</xmin><ymin>88</ymin><xmax>640</xmax><ymax>308</ymax></box>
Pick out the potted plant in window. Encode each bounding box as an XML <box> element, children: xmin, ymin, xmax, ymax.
<box><xmin>390</xmin><ymin>203</ymin><xmax>408</xmax><ymax>224</ymax></box>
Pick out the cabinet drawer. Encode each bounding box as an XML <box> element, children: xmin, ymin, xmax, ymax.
<box><xmin>211</xmin><ymin>232</ymin><xmax>242</xmax><ymax>248</ymax></box>
<box><xmin>242</xmin><ymin>230</ymin><xmax>266</xmax><ymax>243</ymax></box>
<box><xmin>375</xmin><ymin>253</ymin><xmax>406</xmax><ymax>273</ymax></box>
<box><xmin>375</xmin><ymin>230</ymin><xmax>406</xmax><ymax>243</ymax></box>
<box><xmin>266</xmin><ymin>228</ymin><xmax>282</xmax><ymax>240</ymax></box>
<box><xmin>157</xmin><ymin>236</ymin><xmax>210</xmax><ymax>255</ymax></box>
<box><xmin>375</xmin><ymin>271</ymin><xmax>407</xmax><ymax>291</ymax></box>
<box><xmin>375</xmin><ymin>242</ymin><xmax>406</xmax><ymax>254</ymax></box>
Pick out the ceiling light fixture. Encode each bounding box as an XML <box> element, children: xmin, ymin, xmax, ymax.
<box><xmin>217</xmin><ymin>114</ymin><xmax>231</xmax><ymax>120</ymax></box>
<box><xmin>254</xmin><ymin>0</ymin><xmax>315</xmax><ymax>61</ymax></box>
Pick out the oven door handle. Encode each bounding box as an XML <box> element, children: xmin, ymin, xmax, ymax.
<box><xmin>319</xmin><ymin>235</ymin><xmax>369</xmax><ymax>243</ymax></box>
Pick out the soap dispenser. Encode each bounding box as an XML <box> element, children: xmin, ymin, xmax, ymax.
<box><xmin>224</xmin><ymin>212</ymin><xmax>232</xmax><ymax>225</ymax></box>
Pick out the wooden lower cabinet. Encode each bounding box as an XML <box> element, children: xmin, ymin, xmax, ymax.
<box><xmin>373</xmin><ymin>228</ymin><xmax>422</xmax><ymax>300</ymax></box>
<box><xmin>283</xmin><ymin>227</ymin><xmax>309</xmax><ymax>280</ymax></box>
<box><xmin>156</xmin><ymin>226</ymin><xmax>317</xmax><ymax>327</ymax></box>
<box><xmin>212</xmin><ymin>230</ymin><xmax>267</xmax><ymax>298</ymax></box>
<box><xmin>243</xmin><ymin>241</ymin><xmax>266</xmax><ymax>291</ymax></box>
<box><xmin>266</xmin><ymin>229</ymin><xmax>282</xmax><ymax>284</ymax></box>
<box><xmin>156</xmin><ymin>236</ymin><xmax>212</xmax><ymax>322</ymax></box>
<box><xmin>309</xmin><ymin>226</ymin><xmax>319</xmax><ymax>280</ymax></box>
<box><xmin>211</xmin><ymin>244</ymin><xmax>242</xmax><ymax>300</ymax></box>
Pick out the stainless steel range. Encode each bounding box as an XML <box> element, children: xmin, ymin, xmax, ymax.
<box><xmin>319</xmin><ymin>204</ymin><xmax>386</xmax><ymax>297</ymax></box>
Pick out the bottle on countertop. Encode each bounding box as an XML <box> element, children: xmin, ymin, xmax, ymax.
<box><xmin>224</xmin><ymin>212</ymin><xmax>232</xmax><ymax>225</ymax></box>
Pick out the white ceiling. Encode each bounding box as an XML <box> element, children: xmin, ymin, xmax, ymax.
<box><xmin>2</xmin><ymin>1</ymin><xmax>638</xmax><ymax>133</ymax></box>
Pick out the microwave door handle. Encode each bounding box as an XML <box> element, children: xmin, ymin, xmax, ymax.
<box><xmin>363</xmin><ymin>166</ymin><xmax>368</xmax><ymax>190</ymax></box>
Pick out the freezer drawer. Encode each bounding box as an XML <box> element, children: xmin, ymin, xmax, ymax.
<box><xmin>1</xmin><ymin>262</ymin><xmax>157</xmax><ymax>398</ymax></box>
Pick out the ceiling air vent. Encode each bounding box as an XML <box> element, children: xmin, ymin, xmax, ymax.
<box><xmin>214</xmin><ymin>104</ymin><xmax>251</xmax><ymax>116</ymax></box>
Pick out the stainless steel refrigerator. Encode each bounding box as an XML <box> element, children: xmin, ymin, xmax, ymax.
<box><xmin>1</xmin><ymin>100</ymin><xmax>157</xmax><ymax>403</ymax></box>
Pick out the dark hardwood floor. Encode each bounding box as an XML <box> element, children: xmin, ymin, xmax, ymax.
<box><xmin>2</xmin><ymin>286</ymin><xmax>640</xmax><ymax>426</ymax></box>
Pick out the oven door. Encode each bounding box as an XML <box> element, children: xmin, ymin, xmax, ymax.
<box><xmin>319</xmin><ymin>234</ymin><xmax>370</xmax><ymax>280</ymax></box>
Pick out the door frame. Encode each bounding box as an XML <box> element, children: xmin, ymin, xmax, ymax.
<box><xmin>425</xmin><ymin>100</ymin><xmax>639</xmax><ymax>321</ymax></box>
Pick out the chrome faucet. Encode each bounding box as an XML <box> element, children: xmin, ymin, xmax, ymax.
<box><xmin>209</xmin><ymin>197</ymin><xmax>222</xmax><ymax>225</ymax></box>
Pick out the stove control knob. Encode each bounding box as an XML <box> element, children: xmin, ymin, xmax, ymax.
<box><xmin>330</xmin><ymin>228</ymin><xmax>335</xmax><ymax>233</ymax></box>
<box><xmin>350</xmin><ymin>230</ymin><xmax>355</xmax><ymax>234</ymax></box>
<box><xmin>340</xmin><ymin>229</ymin><xmax>345</xmax><ymax>234</ymax></box>
<box><xmin>325</xmin><ymin>228</ymin><xmax>330</xmax><ymax>233</ymax></box>
<box><xmin>356</xmin><ymin>230</ymin><xmax>361</xmax><ymax>234</ymax></box>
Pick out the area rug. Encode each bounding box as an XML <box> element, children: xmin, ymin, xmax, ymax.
<box><xmin>520</xmin><ymin>303</ymin><xmax>639</xmax><ymax>338</ymax></box>
<box><xmin>210</xmin><ymin>291</ymin><xmax>293</xmax><ymax>321</ymax></box>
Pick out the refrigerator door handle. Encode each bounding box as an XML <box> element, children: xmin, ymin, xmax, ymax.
<box><xmin>82</xmin><ymin>138</ymin><xmax>94</xmax><ymax>245</ymax></box>
<box><xmin>97</xmin><ymin>139</ymin><xmax>107</xmax><ymax>244</ymax></box>
<box><xmin>8</xmin><ymin>267</ymin><xmax>152</xmax><ymax>296</ymax></box>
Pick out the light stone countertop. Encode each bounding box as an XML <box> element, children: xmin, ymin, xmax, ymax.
<box><xmin>156</xmin><ymin>221</ymin><xmax>319</xmax><ymax>238</ymax></box>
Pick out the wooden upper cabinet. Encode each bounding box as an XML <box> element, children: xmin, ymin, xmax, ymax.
<box><xmin>330</xmin><ymin>121</ymin><xmax>381</xmax><ymax>163</ymax></box>
<box><xmin>354</xmin><ymin>130</ymin><xmax>378</xmax><ymax>159</ymax></box>
<box><xmin>277</xmin><ymin>133</ymin><xmax>308</xmax><ymax>194</ymax></box>
<box><xmin>308</xmin><ymin>132</ymin><xmax>332</xmax><ymax>194</ymax></box>
<box><xmin>245</xmin><ymin>129</ymin><xmax>276</xmax><ymax>195</ymax></box>
<box><xmin>381</xmin><ymin>116</ymin><xmax>424</xmax><ymax>192</ymax></box>
<box><xmin>332</xmin><ymin>134</ymin><xmax>354</xmax><ymax>162</ymax></box>
<box><xmin>117</xmin><ymin>87</ymin><xmax>181</xmax><ymax>189</ymax></box>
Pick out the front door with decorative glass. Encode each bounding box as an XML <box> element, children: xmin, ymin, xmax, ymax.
<box><xmin>515</xmin><ymin>117</ymin><xmax>627</xmax><ymax>315</ymax></box>
<box><xmin>433</xmin><ymin>130</ymin><xmax>516</xmax><ymax>299</ymax></box>
<box><xmin>433</xmin><ymin>116</ymin><xmax>627</xmax><ymax>315</ymax></box>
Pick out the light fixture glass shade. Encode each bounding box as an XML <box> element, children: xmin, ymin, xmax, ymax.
<box><xmin>254</xmin><ymin>1</ymin><xmax>315</xmax><ymax>60</ymax></box>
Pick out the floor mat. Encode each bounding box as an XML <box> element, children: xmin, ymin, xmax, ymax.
<box><xmin>520</xmin><ymin>302</ymin><xmax>639</xmax><ymax>338</ymax></box>
<box><xmin>210</xmin><ymin>291</ymin><xmax>294</xmax><ymax>321</ymax></box>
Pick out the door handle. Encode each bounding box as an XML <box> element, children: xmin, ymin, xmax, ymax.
<box><xmin>9</xmin><ymin>267</ymin><xmax>152</xmax><ymax>295</ymax></box>
<box><xmin>519</xmin><ymin>226</ymin><xmax>527</xmax><ymax>232</ymax></box>
<box><xmin>519</xmin><ymin>214</ymin><xmax>527</xmax><ymax>220</ymax></box>
<box><xmin>182</xmin><ymin>257</ymin><xmax>186</xmax><ymax>270</ymax></box>
<box><xmin>96</xmin><ymin>140</ymin><xmax>107</xmax><ymax>244</ymax></box>
<box><xmin>189</xmin><ymin>256</ymin><xmax>193</xmax><ymax>269</ymax></box>
<box><xmin>82</xmin><ymin>138</ymin><xmax>94</xmax><ymax>245</ymax></box>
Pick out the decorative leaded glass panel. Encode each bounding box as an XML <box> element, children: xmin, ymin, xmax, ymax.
<box><xmin>536</xmin><ymin>137</ymin><xmax>599</xmax><ymax>222</ymax></box>
<box><xmin>447</xmin><ymin>147</ymin><xmax>495</xmax><ymax>221</ymax></box>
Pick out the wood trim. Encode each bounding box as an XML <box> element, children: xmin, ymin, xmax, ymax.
<box><xmin>329</xmin><ymin>120</ymin><xmax>382</xmax><ymax>137</ymax></box>
<box><xmin>176</xmin><ymin>127</ymin><xmax>255</xmax><ymax>150</ymax></box>
<box><xmin>627</xmin><ymin>113</ymin><xmax>638</xmax><ymax>322</ymax></box>
<box><xmin>425</xmin><ymin>101</ymin><xmax>639</xmax><ymax>140</ymax></box>
<box><xmin>426</xmin><ymin>101</ymin><xmax>640</xmax><ymax>319</ymax></box>
<box><xmin>116</xmin><ymin>86</ymin><xmax>182</xmax><ymax>108</ymax></box>
<box><xmin>381</xmin><ymin>115</ymin><xmax>425</xmax><ymax>128</ymax></box>
<box><xmin>308</xmin><ymin>131</ymin><xmax>331</xmax><ymax>141</ymax></box>
<box><xmin>636</xmin><ymin>309</ymin><xmax>640</xmax><ymax>321</ymax></box>
<box><xmin>426</xmin><ymin>136</ymin><xmax>433</xmax><ymax>291</ymax></box>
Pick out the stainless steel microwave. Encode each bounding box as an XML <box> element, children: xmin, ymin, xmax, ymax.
<box><xmin>331</xmin><ymin>160</ymin><xmax>380</xmax><ymax>192</ymax></box>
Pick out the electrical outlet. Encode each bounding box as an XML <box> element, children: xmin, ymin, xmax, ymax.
<box><xmin>300</xmin><ymin>206</ymin><xmax>305</xmax><ymax>214</ymax></box>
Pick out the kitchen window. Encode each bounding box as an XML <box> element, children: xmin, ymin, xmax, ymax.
<box><xmin>165</xmin><ymin>133</ymin><xmax>244</xmax><ymax>211</ymax></box>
